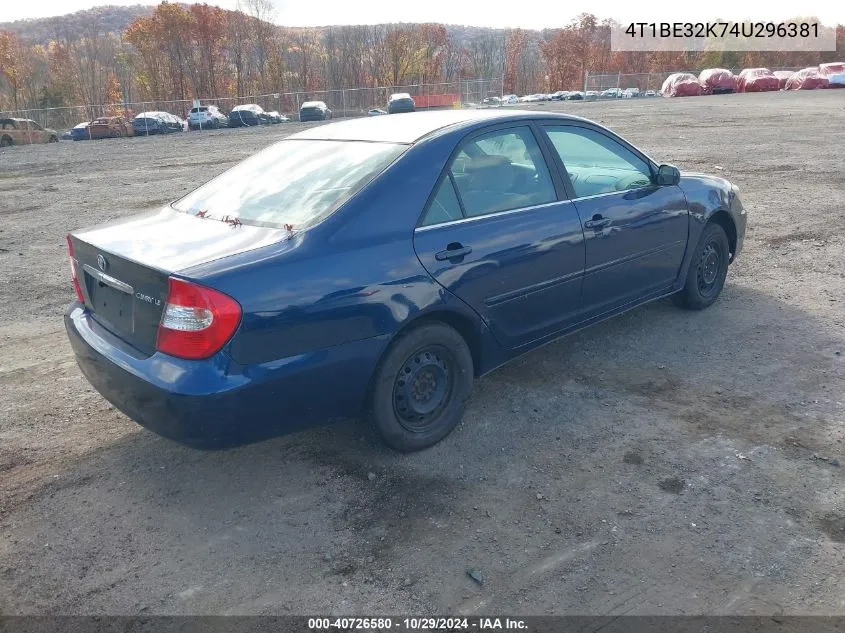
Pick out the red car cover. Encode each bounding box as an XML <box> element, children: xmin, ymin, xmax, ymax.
<box><xmin>737</xmin><ymin>68</ymin><xmax>780</xmax><ymax>92</ymax></box>
<box><xmin>819</xmin><ymin>62</ymin><xmax>845</xmax><ymax>88</ymax></box>
<box><xmin>698</xmin><ymin>68</ymin><xmax>738</xmax><ymax>94</ymax></box>
<box><xmin>785</xmin><ymin>68</ymin><xmax>829</xmax><ymax>90</ymax></box>
<box><xmin>773</xmin><ymin>71</ymin><xmax>793</xmax><ymax>89</ymax></box>
<box><xmin>661</xmin><ymin>73</ymin><xmax>702</xmax><ymax>97</ymax></box>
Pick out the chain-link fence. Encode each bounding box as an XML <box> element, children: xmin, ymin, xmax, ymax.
<box><xmin>583</xmin><ymin>68</ymin><xmax>803</xmax><ymax>95</ymax></box>
<box><xmin>0</xmin><ymin>78</ymin><xmax>502</xmax><ymax>134</ymax></box>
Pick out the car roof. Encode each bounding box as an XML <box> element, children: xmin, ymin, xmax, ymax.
<box><xmin>287</xmin><ymin>109</ymin><xmax>586</xmax><ymax>144</ymax></box>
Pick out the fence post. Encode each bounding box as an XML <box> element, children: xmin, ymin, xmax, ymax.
<box><xmin>583</xmin><ymin>71</ymin><xmax>588</xmax><ymax>95</ymax></box>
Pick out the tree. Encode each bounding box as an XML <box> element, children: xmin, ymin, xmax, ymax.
<box><xmin>0</xmin><ymin>31</ymin><xmax>31</xmax><ymax>110</ymax></box>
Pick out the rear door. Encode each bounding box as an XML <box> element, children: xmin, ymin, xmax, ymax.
<box><xmin>413</xmin><ymin>123</ymin><xmax>586</xmax><ymax>350</ymax></box>
<box><xmin>540</xmin><ymin>123</ymin><xmax>689</xmax><ymax>319</ymax></box>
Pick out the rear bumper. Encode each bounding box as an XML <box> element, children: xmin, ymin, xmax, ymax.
<box><xmin>65</xmin><ymin>304</ymin><xmax>389</xmax><ymax>448</ymax></box>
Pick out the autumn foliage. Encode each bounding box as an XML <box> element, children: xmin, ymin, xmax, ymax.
<box><xmin>0</xmin><ymin>3</ymin><xmax>843</xmax><ymax>113</ymax></box>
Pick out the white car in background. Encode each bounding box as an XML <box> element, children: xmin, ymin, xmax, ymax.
<box><xmin>188</xmin><ymin>105</ymin><xmax>228</xmax><ymax>130</ymax></box>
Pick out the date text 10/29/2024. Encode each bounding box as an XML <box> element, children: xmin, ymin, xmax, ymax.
<box><xmin>307</xmin><ymin>617</ymin><xmax>529</xmax><ymax>630</ymax></box>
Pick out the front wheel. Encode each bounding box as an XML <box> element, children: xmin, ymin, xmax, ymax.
<box><xmin>367</xmin><ymin>322</ymin><xmax>474</xmax><ymax>452</ymax></box>
<box><xmin>672</xmin><ymin>223</ymin><xmax>730</xmax><ymax>310</ymax></box>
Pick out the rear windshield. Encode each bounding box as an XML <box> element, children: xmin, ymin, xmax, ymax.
<box><xmin>172</xmin><ymin>139</ymin><xmax>406</xmax><ymax>229</ymax></box>
<box><xmin>190</xmin><ymin>107</ymin><xmax>209</xmax><ymax>113</ymax></box>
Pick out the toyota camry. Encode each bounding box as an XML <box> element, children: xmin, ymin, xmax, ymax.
<box><xmin>65</xmin><ymin>110</ymin><xmax>747</xmax><ymax>452</ymax></box>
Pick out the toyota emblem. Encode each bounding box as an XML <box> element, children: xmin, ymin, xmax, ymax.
<box><xmin>97</xmin><ymin>254</ymin><xmax>108</xmax><ymax>271</ymax></box>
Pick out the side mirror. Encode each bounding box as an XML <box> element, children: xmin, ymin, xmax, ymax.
<box><xmin>656</xmin><ymin>164</ymin><xmax>681</xmax><ymax>186</ymax></box>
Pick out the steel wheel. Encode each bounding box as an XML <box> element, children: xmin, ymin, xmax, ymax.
<box><xmin>368</xmin><ymin>322</ymin><xmax>473</xmax><ymax>452</ymax></box>
<box><xmin>672</xmin><ymin>222</ymin><xmax>730</xmax><ymax>310</ymax></box>
<box><xmin>392</xmin><ymin>345</ymin><xmax>454</xmax><ymax>433</ymax></box>
<box><xmin>696</xmin><ymin>242</ymin><xmax>721</xmax><ymax>297</ymax></box>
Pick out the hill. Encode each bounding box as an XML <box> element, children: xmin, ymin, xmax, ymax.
<box><xmin>0</xmin><ymin>5</ymin><xmax>154</xmax><ymax>44</ymax></box>
<box><xmin>0</xmin><ymin>3</ymin><xmax>531</xmax><ymax>49</ymax></box>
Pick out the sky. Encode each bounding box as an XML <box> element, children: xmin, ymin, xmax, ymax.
<box><xmin>6</xmin><ymin>0</ymin><xmax>845</xmax><ymax>28</ymax></box>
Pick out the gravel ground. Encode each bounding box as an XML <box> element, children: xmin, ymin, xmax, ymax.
<box><xmin>1</xmin><ymin>91</ymin><xmax>844</xmax><ymax>616</ymax></box>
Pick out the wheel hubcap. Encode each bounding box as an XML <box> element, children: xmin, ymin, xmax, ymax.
<box><xmin>697</xmin><ymin>243</ymin><xmax>721</xmax><ymax>294</ymax></box>
<box><xmin>393</xmin><ymin>347</ymin><xmax>452</xmax><ymax>432</ymax></box>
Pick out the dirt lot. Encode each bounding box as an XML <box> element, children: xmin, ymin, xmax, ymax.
<box><xmin>1</xmin><ymin>91</ymin><xmax>844</xmax><ymax>616</ymax></box>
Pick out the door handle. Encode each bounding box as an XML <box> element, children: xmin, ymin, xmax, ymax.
<box><xmin>435</xmin><ymin>243</ymin><xmax>473</xmax><ymax>261</ymax></box>
<box><xmin>584</xmin><ymin>216</ymin><xmax>612</xmax><ymax>230</ymax></box>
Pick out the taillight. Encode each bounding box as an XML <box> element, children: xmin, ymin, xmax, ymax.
<box><xmin>66</xmin><ymin>234</ymin><xmax>85</xmax><ymax>303</ymax></box>
<box><xmin>156</xmin><ymin>278</ymin><xmax>241</xmax><ymax>360</ymax></box>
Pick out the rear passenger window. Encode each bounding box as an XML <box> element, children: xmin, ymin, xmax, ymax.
<box><xmin>420</xmin><ymin>176</ymin><xmax>464</xmax><ymax>226</ymax></box>
<box><xmin>449</xmin><ymin>127</ymin><xmax>556</xmax><ymax>218</ymax></box>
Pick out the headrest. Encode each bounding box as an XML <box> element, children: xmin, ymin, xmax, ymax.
<box><xmin>466</xmin><ymin>154</ymin><xmax>516</xmax><ymax>191</ymax></box>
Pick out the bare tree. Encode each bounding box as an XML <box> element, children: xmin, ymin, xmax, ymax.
<box><xmin>245</xmin><ymin>0</ymin><xmax>275</xmax><ymax>91</ymax></box>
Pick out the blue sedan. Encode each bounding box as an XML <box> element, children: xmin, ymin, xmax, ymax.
<box><xmin>65</xmin><ymin>110</ymin><xmax>747</xmax><ymax>452</ymax></box>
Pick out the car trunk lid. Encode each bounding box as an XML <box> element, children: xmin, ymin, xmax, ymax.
<box><xmin>69</xmin><ymin>206</ymin><xmax>290</xmax><ymax>356</ymax></box>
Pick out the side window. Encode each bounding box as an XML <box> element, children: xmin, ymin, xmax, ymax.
<box><xmin>450</xmin><ymin>127</ymin><xmax>556</xmax><ymax>218</ymax></box>
<box><xmin>544</xmin><ymin>126</ymin><xmax>653</xmax><ymax>198</ymax></box>
<box><xmin>420</xmin><ymin>176</ymin><xmax>464</xmax><ymax>227</ymax></box>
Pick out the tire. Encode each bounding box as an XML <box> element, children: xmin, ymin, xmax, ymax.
<box><xmin>367</xmin><ymin>322</ymin><xmax>474</xmax><ymax>453</ymax></box>
<box><xmin>672</xmin><ymin>222</ymin><xmax>730</xmax><ymax>310</ymax></box>
<box><xmin>48</xmin><ymin>135</ymin><xmax>59</xmax><ymax>143</ymax></box>
<box><xmin>0</xmin><ymin>135</ymin><xmax>12</xmax><ymax>147</ymax></box>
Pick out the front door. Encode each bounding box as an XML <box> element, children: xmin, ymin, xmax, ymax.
<box><xmin>541</xmin><ymin>124</ymin><xmax>689</xmax><ymax>319</ymax></box>
<box><xmin>413</xmin><ymin>124</ymin><xmax>586</xmax><ymax>350</ymax></box>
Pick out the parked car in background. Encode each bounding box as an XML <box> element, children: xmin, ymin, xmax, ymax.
<box><xmin>0</xmin><ymin>118</ymin><xmax>59</xmax><ymax>146</ymax></box>
<box><xmin>566</xmin><ymin>91</ymin><xmax>584</xmax><ymax>100</ymax></box>
<box><xmin>785</xmin><ymin>67</ymin><xmax>829</xmax><ymax>90</ymax></box>
<box><xmin>819</xmin><ymin>62</ymin><xmax>845</xmax><ymax>88</ymax></box>
<box><xmin>502</xmin><ymin>94</ymin><xmax>519</xmax><ymax>105</ymax></box>
<box><xmin>133</xmin><ymin>112</ymin><xmax>183</xmax><ymax>135</ymax></box>
<box><xmin>698</xmin><ymin>69</ymin><xmax>738</xmax><ymax>95</ymax></box>
<box><xmin>229</xmin><ymin>104</ymin><xmax>271</xmax><ymax>127</ymax></box>
<box><xmin>585</xmin><ymin>91</ymin><xmax>599</xmax><ymax>100</ymax></box>
<box><xmin>88</xmin><ymin>116</ymin><xmax>134</xmax><ymax>139</ymax></box>
<box><xmin>623</xmin><ymin>87</ymin><xmax>640</xmax><ymax>98</ymax></box>
<box><xmin>368</xmin><ymin>108</ymin><xmax>388</xmax><ymax>116</ymax></box>
<box><xmin>550</xmin><ymin>91</ymin><xmax>567</xmax><ymax>100</ymax></box>
<box><xmin>737</xmin><ymin>68</ymin><xmax>779</xmax><ymax>92</ymax></box>
<box><xmin>299</xmin><ymin>101</ymin><xmax>332</xmax><ymax>121</ymax></box>
<box><xmin>645</xmin><ymin>90</ymin><xmax>657</xmax><ymax>97</ymax></box>
<box><xmin>600</xmin><ymin>88</ymin><xmax>623</xmax><ymax>99</ymax></box>
<box><xmin>64</xmin><ymin>109</ymin><xmax>746</xmax><ymax>453</ymax></box>
<box><xmin>388</xmin><ymin>93</ymin><xmax>416</xmax><ymax>114</ymax></box>
<box><xmin>69</xmin><ymin>122</ymin><xmax>92</xmax><ymax>141</ymax></box>
<box><xmin>481</xmin><ymin>96</ymin><xmax>502</xmax><ymax>106</ymax></box>
<box><xmin>188</xmin><ymin>105</ymin><xmax>228</xmax><ymax>130</ymax></box>
<box><xmin>662</xmin><ymin>73</ymin><xmax>702</xmax><ymax>97</ymax></box>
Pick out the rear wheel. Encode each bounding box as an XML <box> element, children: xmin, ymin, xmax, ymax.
<box><xmin>367</xmin><ymin>322</ymin><xmax>473</xmax><ymax>452</ymax></box>
<box><xmin>0</xmin><ymin>135</ymin><xmax>12</xmax><ymax>147</ymax></box>
<box><xmin>672</xmin><ymin>222</ymin><xmax>730</xmax><ymax>310</ymax></box>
